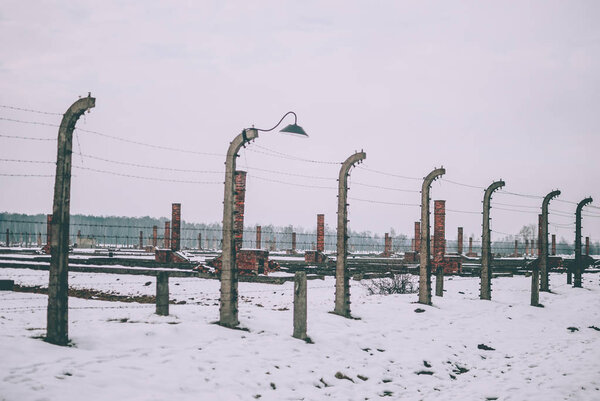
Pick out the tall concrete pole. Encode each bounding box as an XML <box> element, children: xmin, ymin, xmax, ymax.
<box><xmin>480</xmin><ymin>180</ymin><xmax>505</xmax><ymax>300</ymax></box>
<box><xmin>46</xmin><ymin>94</ymin><xmax>95</xmax><ymax>346</ymax></box>
<box><xmin>219</xmin><ymin>129</ymin><xmax>258</xmax><ymax>328</ymax></box>
<box><xmin>333</xmin><ymin>151</ymin><xmax>366</xmax><ymax>317</ymax></box>
<box><xmin>540</xmin><ymin>190</ymin><xmax>560</xmax><ymax>292</ymax></box>
<box><xmin>418</xmin><ymin>167</ymin><xmax>445</xmax><ymax>305</ymax></box>
<box><xmin>531</xmin><ymin>214</ymin><xmax>542</xmax><ymax>307</ymax></box>
<box><xmin>574</xmin><ymin>197</ymin><xmax>593</xmax><ymax>288</ymax></box>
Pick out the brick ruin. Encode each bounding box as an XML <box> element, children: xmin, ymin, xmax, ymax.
<box><xmin>155</xmin><ymin>203</ymin><xmax>188</xmax><ymax>263</ymax></box>
<box><xmin>432</xmin><ymin>200</ymin><xmax>462</xmax><ymax>274</ymax></box>
<box><xmin>466</xmin><ymin>237</ymin><xmax>477</xmax><ymax>257</ymax></box>
<box><xmin>171</xmin><ymin>203</ymin><xmax>181</xmax><ymax>252</ymax></box>
<box><xmin>403</xmin><ymin>221</ymin><xmax>420</xmax><ymax>262</ymax></box>
<box><xmin>164</xmin><ymin>221</ymin><xmax>170</xmax><ymax>249</ymax></box>
<box><xmin>382</xmin><ymin>233</ymin><xmax>392</xmax><ymax>257</ymax></box>
<box><xmin>205</xmin><ymin>171</ymin><xmax>278</xmax><ymax>275</ymax></box>
<box><xmin>305</xmin><ymin>214</ymin><xmax>327</xmax><ymax>263</ymax></box>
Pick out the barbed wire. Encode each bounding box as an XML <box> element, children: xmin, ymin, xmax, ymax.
<box><xmin>0</xmin><ymin>173</ymin><xmax>55</xmax><ymax>177</ymax></box>
<box><xmin>0</xmin><ymin>116</ymin><xmax>226</xmax><ymax>157</ymax></box>
<box><xmin>0</xmin><ymin>158</ymin><xmax>55</xmax><ymax>165</ymax></box>
<box><xmin>356</xmin><ymin>166</ymin><xmax>421</xmax><ymax>181</ymax></box>
<box><xmin>351</xmin><ymin>182</ymin><xmax>420</xmax><ymax>193</ymax></box>
<box><xmin>348</xmin><ymin>197</ymin><xmax>420</xmax><ymax>207</ymax></box>
<box><xmin>246</xmin><ymin>144</ymin><xmax>340</xmax><ymax>165</ymax></box>
<box><xmin>0</xmin><ymin>104</ymin><xmax>63</xmax><ymax>116</ymax></box>
<box><xmin>441</xmin><ymin>178</ymin><xmax>485</xmax><ymax>190</ymax></box>
<box><xmin>0</xmin><ymin>133</ymin><xmax>56</xmax><ymax>141</ymax></box>
<box><xmin>71</xmin><ymin>165</ymin><xmax>223</xmax><ymax>184</ymax></box>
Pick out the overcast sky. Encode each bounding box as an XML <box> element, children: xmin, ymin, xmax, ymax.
<box><xmin>1</xmin><ymin>1</ymin><xmax>599</xmax><ymax>242</ymax></box>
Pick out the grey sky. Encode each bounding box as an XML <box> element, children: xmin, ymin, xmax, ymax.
<box><xmin>1</xmin><ymin>1</ymin><xmax>598</xmax><ymax>242</ymax></box>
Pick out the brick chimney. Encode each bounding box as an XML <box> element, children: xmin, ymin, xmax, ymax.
<box><xmin>164</xmin><ymin>221</ymin><xmax>170</xmax><ymax>249</ymax></box>
<box><xmin>414</xmin><ymin>221</ymin><xmax>421</xmax><ymax>252</ymax></box>
<box><xmin>234</xmin><ymin>171</ymin><xmax>247</xmax><ymax>252</ymax></box>
<box><xmin>171</xmin><ymin>203</ymin><xmax>181</xmax><ymax>251</ymax></box>
<box><xmin>551</xmin><ymin>234</ymin><xmax>556</xmax><ymax>255</ymax></box>
<box><xmin>433</xmin><ymin>200</ymin><xmax>445</xmax><ymax>262</ymax></box>
<box><xmin>383</xmin><ymin>233</ymin><xmax>391</xmax><ymax>257</ymax></box>
<box><xmin>317</xmin><ymin>214</ymin><xmax>325</xmax><ymax>253</ymax></box>
<box><xmin>292</xmin><ymin>232</ymin><xmax>297</xmax><ymax>253</ymax></box>
<box><xmin>457</xmin><ymin>227</ymin><xmax>463</xmax><ymax>254</ymax></box>
<box><xmin>256</xmin><ymin>226</ymin><xmax>261</xmax><ymax>249</ymax></box>
<box><xmin>586</xmin><ymin>237</ymin><xmax>590</xmax><ymax>256</ymax></box>
<box><xmin>152</xmin><ymin>225</ymin><xmax>158</xmax><ymax>247</ymax></box>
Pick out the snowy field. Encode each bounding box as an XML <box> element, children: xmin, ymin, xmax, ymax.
<box><xmin>1</xmin><ymin>269</ymin><xmax>599</xmax><ymax>400</ymax></box>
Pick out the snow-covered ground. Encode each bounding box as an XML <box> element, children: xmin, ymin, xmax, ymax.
<box><xmin>1</xmin><ymin>269</ymin><xmax>599</xmax><ymax>400</ymax></box>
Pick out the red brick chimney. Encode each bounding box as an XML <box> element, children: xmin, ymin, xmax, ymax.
<box><xmin>139</xmin><ymin>230</ymin><xmax>143</xmax><ymax>249</ymax></box>
<box><xmin>198</xmin><ymin>233</ymin><xmax>202</xmax><ymax>250</ymax></box>
<box><xmin>433</xmin><ymin>200</ymin><xmax>445</xmax><ymax>262</ymax></box>
<box><xmin>256</xmin><ymin>226</ymin><xmax>261</xmax><ymax>249</ymax></box>
<box><xmin>171</xmin><ymin>203</ymin><xmax>181</xmax><ymax>251</ymax></box>
<box><xmin>152</xmin><ymin>226</ymin><xmax>158</xmax><ymax>247</ymax></box>
<box><xmin>233</xmin><ymin>171</ymin><xmax>247</xmax><ymax>252</ymax></box>
<box><xmin>457</xmin><ymin>227</ymin><xmax>463</xmax><ymax>254</ymax></box>
<box><xmin>292</xmin><ymin>232</ymin><xmax>297</xmax><ymax>253</ymax></box>
<box><xmin>414</xmin><ymin>221</ymin><xmax>421</xmax><ymax>252</ymax></box>
<box><xmin>164</xmin><ymin>221</ymin><xmax>170</xmax><ymax>249</ymax></box>
<box><xmin>383</xmin><ymin>233</ymin><xmax>391</xmax><ymax>257</ymax></box>
<box><xmin>586</xmin><ymin>237</ymin><xmax>590</xmax><ymax>256</ymax></box>
<box><xmin>317</xmin><ymin>214</ymin><xmax>325</xmax><ymax>253</ymax></box>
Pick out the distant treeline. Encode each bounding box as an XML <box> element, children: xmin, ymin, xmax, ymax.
<box><xmin>0</xmin><ymin>212</ymin><xmax>595</xmax><ymax>255</ymax></box>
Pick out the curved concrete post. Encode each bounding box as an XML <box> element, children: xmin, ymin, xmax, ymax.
<box><xmin>540</xmin><ymin>190</ymin><xmax>560</xmax><ymax>292</ymax></box>
<box><xmin>47</xmin><ymin>94</ymin><xmax>95</xmax><ymax>346</ymax></box>
<box><xmin>574</xmin><ymin>197</ymin><xmax>593</xmax><ymax>288</ymax></box>
<box><xmin>333</xmin><ymin>151</ymin><xmax>366</xmax><ymax>317</ymax></box>
<box><xmin>418</xmin><ymin>167</ymin><xmax>445</xmax><ymax>305</ymax></box>
<box><xmin>219</xmin><ymin>128</ymin><xmax>258</xmax><ymax>328</ymax></box>
<box><xmin>480</xmin><ymin>180</ymin><xmax>505</xmax><ymax>300</ymax></box>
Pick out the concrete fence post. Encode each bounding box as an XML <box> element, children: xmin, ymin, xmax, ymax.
<box><xmin>156</xmin><ymin>271</ymin><xmax>169</xmax><ymax>316</ymax></box>
<box><xmin>46</xmin><ymin>94</ymin><xmax>95</xmax><ymax>346</ymax></box>
<box><xmin>574</xmin><ymin>197</ymin><xmax>593</xmax><ymax>288</ymax></box>
<box><xmin>531</xmin><ymin>214</ymin><xmax>542</xmax><ymax>306</ymax></box>
<box><xmin>333</xmin><ymin>151</ymin><xmax>366</xmax><ymax>318</ymax></box>
<box><xmin>219</xmin><ymin>128</ymin><xmax>258</xmax><ymax>328</ymax></box>
<box><xmin>480</xmin><ymin>179</ymin><xmax>505</xmax><ymax>301</ymax></box>
<box><xmin>293</xmin><ymin>271</ymin><xmax>308</xmax><ymax>341</ymax></box>
<box><xmin>435</xmin><ymin>266</ymin><xmax>444</xmax><ymax>297</ymax></box>
<box><xmin>418</xmin><ymin>167</ymin><xmax>445</xmax><ymax>305</ymax></box>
